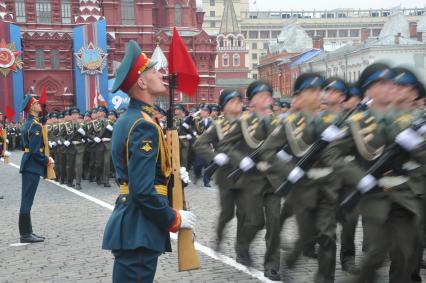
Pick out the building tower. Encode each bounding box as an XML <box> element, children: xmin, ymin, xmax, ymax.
<box><xmin>75</xmin><ymin>0</ymin><xmax>103</xmax><ymax>24</ymax></box>
<box><xmin>215</xmin><ymin>0</ymin><xmax>251</xmax><ymax>96</ymax></box>
<box><xmin>0</xmin><ymin>0</ymin><xmax>13</xmax><ymax>22</ymax></box>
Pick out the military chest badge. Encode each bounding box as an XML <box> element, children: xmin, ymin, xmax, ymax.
<box><xmin>0</xmin><ymin>39</ymin><xmax>23</xmax><ymax>77</ymax></box>
<box><xmin>75</xmin><ymin>42</ymin><xmax>107</xmax><ymax>76</ymax></box>
<box><xmin>141</xmin><ymin>140</ymin><xmax>153</xmax><ymax>153</ymax></box>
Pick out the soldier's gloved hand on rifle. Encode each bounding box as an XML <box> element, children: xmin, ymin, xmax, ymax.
<box><xmin>64</xmin><ymin>140</ymin><xmax>71</xmax><ymax>147</ymax></box>
<box><xmin>395</xmin><ymin>128</ymin><xmax>425</xmax><ymax>152</ymax></box>
<box><xmin>5</xmin><ymin>138</ymin><xmax>9</xmax><ymax>144</ymax></box>
<box><xmin>77</xmin><ymin>128</ymin><xmax>86</xmax><ymax>136</ymax></box>
<box><xmin>239</xmin><ymin>156</ymin><xmax>255</xmax><ymax>172</ymax></box>
<box><xmin>180</xmin><ymin>167</ymin><xmax>190</xmax><ymax>185</ymax></box>
<box><xmin>57</xmin><ymin>140</ymin><xmax>62</xmax><ymax>145</ymax></box>
<box><xmin>106</xmin><ymin>124</ymin><xmax>113</xmax><ymax>132</ymax></box>
<box><xmin>48</xmin><ymin>141</ymin><xmax>52</xmax><ymax>148</ymax></box>
<box><xmin>178</xmin><ymin>210</ymin><xmax>196</xmax><ymax>230</ymax></box>
<box><xmin>52</xmin><ymin>141</ymin><xmax>57</xmax><ymax>147</ymax></box>
<box><xmin>287</xmin><ymin>166</ymin><xmax>305</xmax><ymax>184</ymax></box>
<box><xmin>321</xmin><ymin>125</ymin><xmax>342</xmax><ymax>142</ymax></box>
<box><xmin>185</xmin><ymin>134</ymin><xmax>192</xmax><ymax>140</ymax></box>
<box><xmin>94</xmin><ymin>137</ymin><xmax>101</xmax><ymax>143</ymax></box>
<box><xmin>356</xmin><ymin>174</ymin><xmax>377</xmax><ymax>194</ymax></box>
<box><xmin>276</xmin><ymin>149</ymin><xmax>293</xmax><ymax>162</ymax></box>
<box><xmin>213</xmin><ymin>153</ymin><xmax>229</xmax><ymax>166</ymax></box>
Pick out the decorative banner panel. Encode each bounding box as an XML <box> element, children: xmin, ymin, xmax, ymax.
<box><xmin>0</xmin><ymin>20</ymin><xmax>24</xmax><ymax>121</ymax></box>
<box><xmin>73</xmin><ymin>19</ymin><xmax>108</xmax><ymax>112</ymax></box>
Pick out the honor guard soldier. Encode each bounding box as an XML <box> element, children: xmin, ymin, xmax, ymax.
<box><xmin>193</xmin><ymin>103</ymin><xmax>213</xmax><ymax>187</ymax></box>
<box><xmin>107</xmin><ymin>109</ymin><xmax>118</xmax><ymax>178</ymax></box>
<box><xmin>19</xmin><ymin>95</ymin><xmax>54</xmax><ymax>243</ymax></box>
<box><xmin>174</xmin><ymin>103</ymin><xmax>192</xmax><ymax>168</ymax></box>
<box><xmin>70</xmin><ymin>108</ymin><xmax>87</xmax><ymax>190</ymax></box>
<box><xmin>102</xmin><ymin>40</ymin><xmax>196</xmax><ymax>283</ymax></box>
<box><xmin>82</xmin><ymin>110</ymin><xmax>92</xmax><ymax>181</ymax></box>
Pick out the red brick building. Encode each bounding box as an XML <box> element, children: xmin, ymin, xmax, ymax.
<box><xmin>1</xmin><ymin>0</ymin><xmax>216</xmax><ymax>110</ymax></box>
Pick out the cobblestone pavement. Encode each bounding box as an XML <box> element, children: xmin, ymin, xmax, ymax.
<box><xmin>1</xmin><ymin>152</ymin><xmax>425</xmax><ymax>283</ymax></box>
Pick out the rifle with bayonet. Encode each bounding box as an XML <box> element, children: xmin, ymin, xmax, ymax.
<box><xmin>340</xmin><ymin>115</ymin><xmax>426</xmax><ymax>212</ymax></box>
<box><xmin>275</xmin><ymin>99</ymin><xmax>371</xmax><ymax>197</ymax></box>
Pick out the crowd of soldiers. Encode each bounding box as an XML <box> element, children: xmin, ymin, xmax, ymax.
<box><xmin>189</xmin><ymin>63</ymin><xmax>425</xmax><ymax>283</ymax></box>
<box><xmin>0</xmin><ymin>120</ymin><xmax>23</xmax><ymax>152</ymax></box>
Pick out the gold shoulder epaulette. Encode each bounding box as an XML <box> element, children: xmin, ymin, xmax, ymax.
<box><xmin>287</xmin><ymin>113</ymin><xmax>297</xmax><ymax>123</ymax></box>
<box><xmin>322</xmin><ymin>114</ymin><xmax>335</xmax><ymax>124</ymax></box>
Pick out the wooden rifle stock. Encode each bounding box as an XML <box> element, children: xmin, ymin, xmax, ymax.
<box><xmin>340</xmin><ymin>116</ymin><xmax>426</xmax><ymax>212</ymax></box>
<box><xmin>42</xmin><ymin>125</ymin><xmax>56</xmax><ymax>180</ymax></box>
<box><xmin>167</xmin><ymin>74</ymin><xmax>200</xmax><ymax>272</ymax></box>
<box><xmin>275</xmin><ymin>100</ymin><xmax>368</xmax><ymax>196</ymax></box>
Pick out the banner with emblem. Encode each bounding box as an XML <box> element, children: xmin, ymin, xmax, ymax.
<box><xmin>73</xmin><ymin>19</ymin><xmax>108</xmax><ymax>113</ymax></box>
<box><xmin>0</xmin><ymin>20</ymin><xmax>24</xmax><ymax>121</ymax></box>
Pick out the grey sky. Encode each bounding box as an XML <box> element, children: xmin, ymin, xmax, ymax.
<box><xmin>250</xmin><ymin>0</ymin><xmax>426</xmax><ymax>10</ymax></box>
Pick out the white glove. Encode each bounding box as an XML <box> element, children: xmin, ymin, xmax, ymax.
<box><xmin>77</xmin><ymin>128</ymin><xmax>86</xmax><ymax>136</ymax></box>
<box><xmin>48</xmin><ymin>157</ymin><xmax>55</xmax><ymax>164</ymax></box>
<box><xmin>357</xmin><ymin>174</ymin><xmax>377</xmax><ymax>194</ymax></box>
<box><xmin>287</xmin><ymin>166</ymin><xmax>305</xmax><ymax>183</ymax></box>
<box><xmin>395</xmin><ymin>128</ymin><xmax>424</xmax><ymax>152</ymax></box>
<box><xmin>81</xmin><ymin>139</ymin><xmax>86</xmax><ymax>143</ymax></box>
<box><xmin>180</xmin><ymin>167</ymin><xmax>190</xmax><ymax>184</ymax></box>
<box><xmin>321</xmin><ymin>125</ymin><xmax>342</xmax><ymax>142</ymax></box>
<box><xmin>48</xmin><ymin>141</ymin><xmax>52</xmax><ymax>148</ymax></box>
<box><xmin>239</xmin><ymin>156</ymin><xmax>255</xmax><ymax>172</ymax></box>
<box><xmin>276</xmin><ymin>149</ymin><xmax>293</xmax><ymax>162</ymax></box>
<box><xmin>106</xmin><ymin>124</ymin><xmax>113</xmax><ymax>132</ymax></box>
<box><xmin>57</xmin><ymin>140</ymin><xmax>62</xmax><ymax>145</ymax></box>
<box><xmin>179</xmin><ymin>210</ymin><xmax>196</xmax><ymax>230</ymax></box>
<box><xmin>214</xmin><ymin>153</ymin><xmax>229</xmax><ymax>166</ymax></box>
<box><xmin>4</xmin><ymin>151</ymin><xmax>11</xmax><ymax>157</ymax></box>
<box><xmin>52</xmin><ymin>141</ymin><xmax>57</xmax><ymax>147</ymax></box>
<box><xmin>5</xmin><ymin>139</ymin><xmax>9</xmax><ymax>144</ymax></box>
<box><xmin>185</xmin><ymin>134</ymin><xmax>192</xmax><ymax>140</ymax></box>
<box><xmin>94</xmin><ymin>137</ymin><xmax>101</xmax><ymax>143</ymax></box>
<box><xmin>64</xmin><ymin>140</ymin><xmax>71</xmax><ymax>147</ymax></box>
<box><xmin>0</xmin><ymin>158</ymin><xmax>3</xmax><ymax>163</ymax></box>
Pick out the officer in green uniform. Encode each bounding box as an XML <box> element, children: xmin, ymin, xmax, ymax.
<box><xmin>102</xmin><ymin>40</ymin><xmax>196</xmax><ymax>283</ymax></box>
<box><xmin>19</xmin><ymin>95</ymin><xmax>54</xmax><ymax>243</ymax></box>
<box><xmin>193</xmin><ymin>89</ymin><xmax>244</xmax><ymax>251</ymax></box>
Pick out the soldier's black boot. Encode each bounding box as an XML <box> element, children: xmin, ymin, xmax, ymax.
<box><xmin>264</xmin><ymin>269</ymin><xmax>281</xmax><ymax>281</ymax></box>
<box><xmin>75</xmin><ymin>183</ymin><xmax>82</xmax><ymax>190</ymax></box>
<box><xmin>28</xmin><ymin>214</ymin><xmax>45</xmax><ymax>240</ymax></box>
<box><xmin>19</xmin><ymin>214</ymin><xmax>43</xmax><ymax>243</ymax></box>
<box><xmin>104</xmin><ymin>182</ymin><xmax>111</xmax><ymax>188</ymax></box>
<box><xmin>341</xmin><ymin>257</ymin><xmax>360</xmax><ymax>275</ymax></box>
<box><xmin>236</xmin><ymin>252</ymin><xmax>253</xmax><ymax>267</ymax></box>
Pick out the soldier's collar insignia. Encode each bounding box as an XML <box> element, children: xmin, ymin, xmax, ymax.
<box><xmin>141</xmin><ymin>105</ymin><xmax>154</xmax><ymax>116</ymax></box>
<box><xmin>141</xmin><ymin>140</ymin><xmax>153</xmax><ymax>152</ymax></box>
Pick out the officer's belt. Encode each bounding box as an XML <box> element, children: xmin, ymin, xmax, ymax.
<box><xmin>378</xmin><ymin>176</ymin><xmax>409</xmax><ymax>189</ymax></box>
<box><xmin>119</xmin><ymin>183</ymin><xmax>168</xmax><ymax>197</ymax></box>
<box><xmin>307</xmin><ymin>167</ymin><xmax>333</xmax><ymax>179</ymax></box>
<box><xmin>24</xmin><ymin>148</ymin><xmax>43</xmax><ymax>153</ymax></box>
<box><xmin>72</xmin><ymin>141</ymin><xmax>82</xmax><ymax>145</ymax></box>
<box><xmin>102</xmin><ymin>138</ymin><xmax>111</xmax><ymax>142</ymax></box>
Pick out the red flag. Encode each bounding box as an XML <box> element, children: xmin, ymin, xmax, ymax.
<box><xmin>5</xmin><ymin>106</ymin><xmax>15</xmax><ymax>120</ymax></box>
<box><xmin>168</xmin><ymin>27</ymin><xmax>200</xmax><ymax>96</ymax></box>
<box><xmin>39</xmin><ymin>86</ymin><xmax>47</xmax><ymax>105</ymax></box>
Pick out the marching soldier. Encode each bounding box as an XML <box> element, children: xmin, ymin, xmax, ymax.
<box><xmin>174</xmin><ymin>103</ymin><xmax>191</xmax><ymax>168</ymax></box>
<box><xmin>193</xmin><ymin>103</ymin><xmax>213</xmax><ymax>187</ymax></box>
<box><xmin>102</xmin><ymin>40</ymin><xmax>196</xmax><ymax>283</ymax></box>
<box><xmin>48</xmin><ymin>112</ymin><xmax>59</xmax><ymax>179</ymax></box>
<box><xmin>88</xmin><ymin>108</ymin><xmax>99</xmax><ymax>183</ymax></box>
<box><xmin>107</xmin><ymin>110</ymin><xmax>118</xmax><ymax>178</ymax></box>
<box><xmin>210</xmin><ymin>104</ymin><xmax>220</xmax><ymax>120</ymax></box>
<box><xmin>18</xmin><ymin>95</ymin><xmax>54</xmax><ymax>243</ymax></box>
<box><xmin>63</xmin><ymin>109</ymin><xmax>77</xmax><ymax>187</ymax></box>
<box><xmin>92</xmin><ymin>106</ymin><xmax>108</xmax><ymax>186</ymax></box>
<box><xmin>194</xmin><ymin>89</ymin><xmax>244</xmax><ymax>252</ymax></box>
<box><xmin>70</xmin><ymin>108</ymin><xmax>87</xmax><ymax>190</ymax></box>
<box><xmin>82</xmin><ymin>111</ymin><xmax>92</xmax><ymax>181</ymax></box>
<box><xmin>99</xmin><ymin>107</ymin><xmax>113</xmax><ymax>187</ymax></box>
<box><xmin>56</xmin><ymin>111</ymin><xmax>67</xmax><ymax>184</ymax></box>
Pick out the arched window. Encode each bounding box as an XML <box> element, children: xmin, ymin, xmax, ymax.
<box><xmin>218</xmin><ymin>37</ymin><xmax>224</xmax><ymax>47</ymax></box>
<box><xmin>223</xmin><ymin>54</ymin><xmax>229</xmax><ymax>66</ymax></box>
<box><xmin>121</xmin><ymin>0</ymin><xmax>135</xmax><ymax>25</ymax></box>
<box><xmin>51</xmin><ymin>49</ymin><xmax>60</xmax><ymax>69</ymax></box>
<box><xmin>175</xmin><ymin>4</ymin><xmax>182</xmax><ymax>27</ymax></box>
<box><xmin>61</xmin><ymin>0</ymin><xmax>71</xmax><ymax>24</ymax></box>
<box><xmin>36</xmin><ymin>49</ymin><xmax>45</xmax><ymax>69</ymax></box>
<box><xmin>233</xmin><ymin>54</ymin><xmax>240</xmax><ymax>66</ymax></box>
<box><xmin>15</xmin><ymin>0</ymin><xmax>26</xmax><ymax>23</ymax></box>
